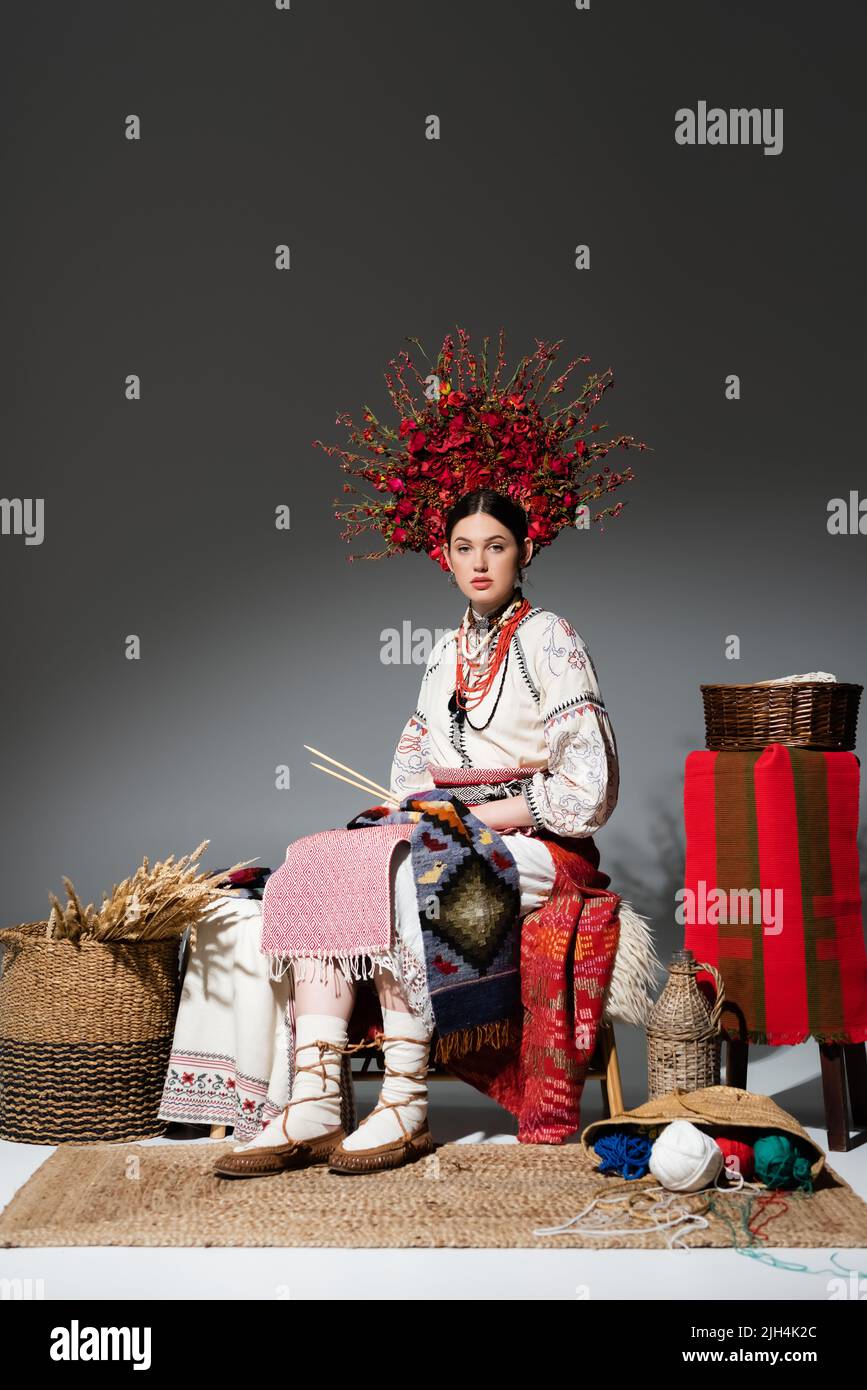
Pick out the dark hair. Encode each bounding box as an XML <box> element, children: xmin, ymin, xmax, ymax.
<box><xmin>444</xmin><ymin>489</ymin><xmax>531</xmax><ymax>566</ymax></box>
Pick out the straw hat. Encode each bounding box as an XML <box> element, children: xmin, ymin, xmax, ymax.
<box><xmin>582</xmin><ymin>1085</ymin><xmax>826</xmax><ymax>1182</ymax></box>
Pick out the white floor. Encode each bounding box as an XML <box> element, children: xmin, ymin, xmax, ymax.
<box><xmin>2</xmin><ymin>1035</ymin><xmax>866</xmax><ymax>1300</ymax></box>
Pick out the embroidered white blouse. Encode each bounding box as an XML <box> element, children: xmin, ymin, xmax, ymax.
<box><xmin>388</xmin><ymin>605</ymin><xmax>619</xmax><ymax>839</ymax></box>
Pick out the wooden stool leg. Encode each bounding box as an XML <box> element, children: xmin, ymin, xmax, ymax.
<box><xmin>600</xmin><ymin>1023</ymin><xmax>624</xmax><ymax>1118</ymax></box>
<box><xmin>210</xmin><ymin>1124</ymin><xmax>228</xmax><ymax>1139</ymax></box>
<box><xmin>820</xmin><ymin>1043</ymin><xmax>851</xmax><ymax>1152</ymax></box>
<box><xmin>843</xmin><ymin>1042</ymin><xmax>867</xmax><ymax>1127</ymax></box>
<box><xmin>726</xmin><ymin>1038</ymin><xmax>749</xmax><ymax>1089</ymax></box>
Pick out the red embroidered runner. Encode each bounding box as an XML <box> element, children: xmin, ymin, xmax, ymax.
<box><xmin>683</xmin><ymin>744</ymin><xmax>867</xmax><ymax>1045</ymax></box>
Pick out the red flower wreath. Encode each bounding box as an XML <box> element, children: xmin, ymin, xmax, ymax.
<box><xmin>314</xmin><ymin>326</ymin><xmax>652</xmax><ymax>570</ymax></box>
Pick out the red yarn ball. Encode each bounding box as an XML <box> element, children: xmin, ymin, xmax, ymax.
<box><xmin>715</xmin><ymin>1136</ymin><xmax>755</xmax><ymax>1181</ymax></box>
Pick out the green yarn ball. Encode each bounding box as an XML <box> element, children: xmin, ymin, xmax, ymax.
<box><xmin>753</xmin><ymin>1134</ymin><xmax>814</xmax><ymax>1193</ymax></box>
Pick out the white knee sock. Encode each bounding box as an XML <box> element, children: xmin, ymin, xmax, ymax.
<box><xmin>237</xmin><ymin>1013</ymin><xmax>348</xmax><ymax>1149</ymax></box>
<box><xmin>341</xmin><ymin>1007</ymin><xmax>432</xmax><ymax>1151</ymax></box>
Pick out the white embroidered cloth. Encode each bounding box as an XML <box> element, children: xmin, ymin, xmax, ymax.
<box><xmin>158</xmin><ymin>895</ymin><xmax>291</xmax><ymax>1143</ymax></box>
<box><xmin>757</xmin><ymin>671</ymin><xmax>837</xmax><ymax>684</ymax></box>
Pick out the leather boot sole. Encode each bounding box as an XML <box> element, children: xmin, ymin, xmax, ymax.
<box><xmin>213</xmin><ymin>1126</ymin><xmax>346</xmax><ymax>1179</ymax></box>
<box><xmin>328</xmin><ymin>1125</ymin><xmax>436</xmax><ymax>1174</ymax></box>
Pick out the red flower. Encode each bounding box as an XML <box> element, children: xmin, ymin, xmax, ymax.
<box><xmin>464</xmin><ymin>462</ymin><xmax>493</xmax><ymax>492</ymax></box>
<box><xmin>387</xmin><ymin>477</ymin><xmax>406</xmax><ymax>494</ymax></box>
<box><xmin>391</xmin><ymin>526</ymin><xmax>408</xmax><ymax>544</ymax></box>
<box><xmin>398</xmin><ymin>418</ymin><xmax>417</xmax><ymax>438</ymax></box>
<box><xmin>528</xmin><ymin>512</ymin><xmax>555</xmax><ymax>542</ymax></box>
<box><xmin>407</xmin><ymin>430</ymin><xmax>427</xmax><ymax>454</ymax></box>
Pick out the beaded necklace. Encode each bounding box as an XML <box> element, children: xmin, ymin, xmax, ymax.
<box><xmin>449</xmin><ymin>587</ymin><xmax>531</xmax><ymax>732</ymax></box>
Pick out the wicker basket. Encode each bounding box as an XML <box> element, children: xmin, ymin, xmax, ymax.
<box><xmin>582</xmin><ymin>1085</ymin><xmax>826</xmax><ymax>1182</ymax></box>
<box><xmin>700</xmin><ymin>680</ymin><xmax>862</xmax><ymax>751</ymax></box>
<box><xmin>646</xmin><ymin>950</ymin><xmax>724</xmax><ymax>1099</ymax></box>
<box><xmin>0</xmin><ymin>920</ymin><xmax>182</xmax><ymax>1144</ymax></box>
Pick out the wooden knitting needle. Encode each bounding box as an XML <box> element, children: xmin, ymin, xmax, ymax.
<box><xmin>303</xmin><ymin>744</ymin><xmax>394</xmax><ymax>800</ymax></box>
<box><xmin>307</xmin><ymin>758</ymin><xmax>400</xmax><ymax>807</ymax></box>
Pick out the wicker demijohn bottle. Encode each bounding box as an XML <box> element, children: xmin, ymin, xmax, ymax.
<box><xmin>646</xmin><ymin>949</ymin><xmax>724</xmax><ymax>1099</ymax></box>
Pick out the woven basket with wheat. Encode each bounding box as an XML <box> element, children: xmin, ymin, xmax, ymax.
<box><xmin>0</xmin><ymin>841</ymin><xmax>250</xmax><ymax>1144</ymax></box>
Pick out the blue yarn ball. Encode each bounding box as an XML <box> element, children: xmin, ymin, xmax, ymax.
<box><xmin>593</xmin><ymin>1129</ymin><xmax>653</xmax><ymax>1180</ymax></box>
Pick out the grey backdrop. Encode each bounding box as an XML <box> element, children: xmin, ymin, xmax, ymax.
<box><xmin>2</xmin><ymin>1</ymin><xmax>865</xmax><ymax>974</ymax></box>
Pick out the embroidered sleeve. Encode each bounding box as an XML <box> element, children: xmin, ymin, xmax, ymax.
<box><xmin>389</xmin><ymin>659</ymin><xmax>434</xmax><ymax>801</ymax></box>
<box><xmin>520</xmin><ymin>616</ymin><xmax>619</xmax><ymax>838</ymax></box>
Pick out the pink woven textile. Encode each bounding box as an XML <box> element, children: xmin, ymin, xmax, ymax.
<box><xmin>260</xmin><ymin>822</ymin><xmax>414</xmax><ymax>962</ymax></box>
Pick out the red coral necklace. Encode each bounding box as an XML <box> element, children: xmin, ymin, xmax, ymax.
<box><xmin>454</xmin><ymin>588</ymin><xmax>531</xmax><ymax>716</ymax></box>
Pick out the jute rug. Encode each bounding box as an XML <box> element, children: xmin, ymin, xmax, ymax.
<box><xmin>2</xmin><ymin>1140</ymin><xmax>867</xmax><ymax>1250</ymax></box>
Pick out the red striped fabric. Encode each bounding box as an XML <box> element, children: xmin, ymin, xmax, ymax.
<box><xmin>683</xmin><ymin>745</ymin><xmax>867</xmax><ymax>1045</ymax></box>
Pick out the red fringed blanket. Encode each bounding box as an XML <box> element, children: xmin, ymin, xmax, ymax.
<box><xmin>683</xmin><ymin>744</ymin><xmax>867</xmax><ymax>1045</ymax></box>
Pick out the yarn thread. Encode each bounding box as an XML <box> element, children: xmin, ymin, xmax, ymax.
<box><xmin>649</xmin><ymin>1119</ymin><xmax>724</xmax><ymax>1192</ymax></box>
<box><xmin>753</xmin><ymin>1134</ymin><xmax>814</xmax><ymax>1192</ymax></box>
<box><xmin>534</xmin><ymin>1165</ymin><xmax>765</xmax><ymax>1251</ymax></box>
<box><xmin>715</xmin><ymin>1136</ymin><xmax>755</xmax><ymax>1181</ymax></box>
<box><xmin>593</xmin><ymin>1131</ymin><xmax>652</xmax><ymax>1180</ymax></box>
<box><xmin>706</xmin><ymin>1191</ymin><xmax>867</xmax><ymax>1280</ymax></box>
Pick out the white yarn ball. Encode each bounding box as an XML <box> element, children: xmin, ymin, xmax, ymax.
<box><xmin>649</xmin><ymin>1119</ymin><xmax>724</xmax><ymax>1192</ymax></box>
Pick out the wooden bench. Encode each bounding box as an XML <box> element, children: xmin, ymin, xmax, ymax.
<box><xmin>209</xmin><ymin>1021</ymin><xmax>624</xmax><ymax>1139</ymax></box>
<box><xmin>357</xmin><ymin>1019</ymin><xmax>624</xmax><ymax>1117</ymax></box>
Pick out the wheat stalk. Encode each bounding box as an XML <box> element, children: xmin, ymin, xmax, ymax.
<box><xmin>44</xmin><ymin>840</ymin><xmax>255</xmax><ymax>944</ymax></box>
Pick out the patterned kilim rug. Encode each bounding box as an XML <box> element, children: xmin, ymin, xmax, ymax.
<box><xmin>2</xmin><ymin>1140</ymin><xmax>867</xmax><ymax>1249</ymax></box>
